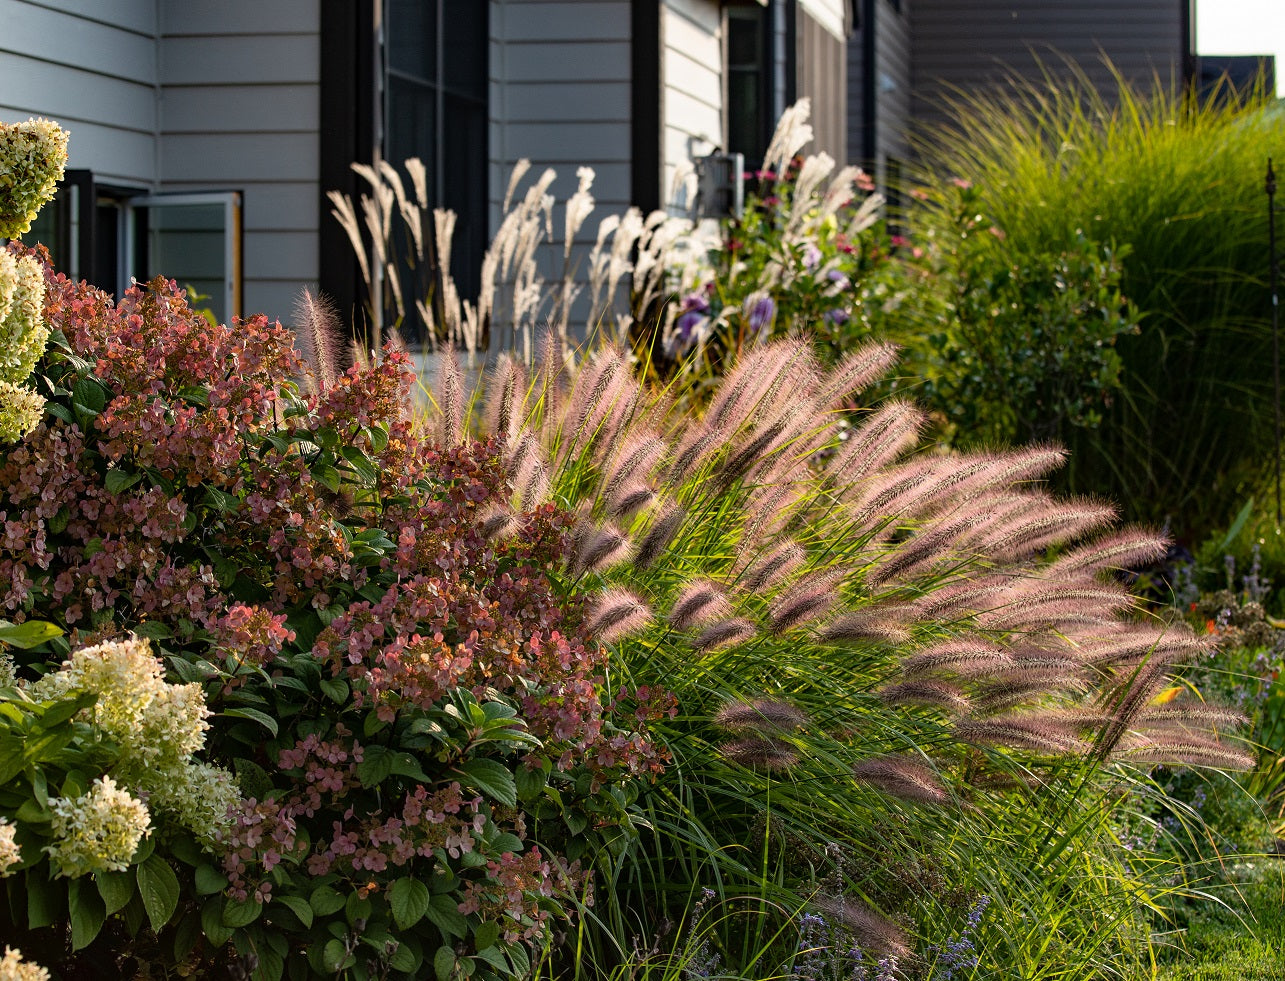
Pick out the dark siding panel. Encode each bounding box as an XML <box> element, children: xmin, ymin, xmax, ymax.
<box><xmin>797</xmin><ymin>6</ymin><xmax>846</xmax><ymax>165</ymax></box>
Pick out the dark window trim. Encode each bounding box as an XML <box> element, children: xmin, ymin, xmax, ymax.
<box><xmin>860</xmin><ymin>0</ymin><xmax>876</xmax><ymax>166</ymax></box>
<box><xmin>319</xmin><ymin>0</ymin><xmax>377</xmax><ymax>336</ymax></box>
<box><xmin>630</xmin><ymin>0</ymin><xmax>661</xmax><ymax>212</ymax></box>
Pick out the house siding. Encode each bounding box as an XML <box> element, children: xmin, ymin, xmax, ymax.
<box><xmin>910</xmin><ymin>0</ymin><xmax>1186</xmax><ymax>135</ymax></box>
<box><xmin>0</xmin><ymin>0</ymin><xmax>158</xmax><ymax>187</ymax></box>
<box><xmin>847</xmin><ymin>0</ymin><xmax>911</xmax><ymax>185</ymax></box>
<box><xmin>796</xmin><ymin>5</ymin><xmax>847</xmax><ymax>164</ymax></box>
<box><xmin>660</xmin><ymin>0</ymin><xmax>722</xmax><ymax>208</ymax></box>
<box><xmin>158</xmin><ymin>0</ymin><xmax>322</xmax><ymax>323</ymax></box>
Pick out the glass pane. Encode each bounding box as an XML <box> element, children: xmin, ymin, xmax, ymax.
<box><xmin>442</xmin><ymin>93</ymin><xmax>487</xmax><ymax>300</ymax></box>
<box><xmin>22</xmin><ymin>184</ymin><xmax>72</xmax><ymax>274</ymax></box>
<box><xmin>442</xmin><ymin>0</ymin><xmax>488</xmax><ymax>100</ymax></box>
<box><xmin>142</xmin><ymin>203</ymin><xmax>228</xmax><ymax>323</ymax></box>
<box><xmin>727</xmin><ymin>10</ymin><xmax>763</xmax><ymax>68</ymax></box>
<box><xmin>387</xmin><ymin>75</ymin><xmax>436</xmax><ymax>170</ymax></box>
<box><xmin>728</xmin><ymin>69</ymin><xmax>765</xmax><ymax>163</ymax></box>
<box><xmin>387</xmin><ymin>0</ymin><xmax>436</xmax><ymax>80</ymax></box>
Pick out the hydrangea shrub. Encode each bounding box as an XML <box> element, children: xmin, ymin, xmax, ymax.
<box><xmin>0</xmin><ymin>250</ymin><xmax>662</xmax><ymax>979</ymax></box>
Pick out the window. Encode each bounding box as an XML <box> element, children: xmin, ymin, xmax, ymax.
<box><xmin>726</xmin><ymin>3</ymin><xmax>773</xmax><ymax>167</ymax></box>
<box><xmin>383</xmin><ymin>0</ymin><xmax>489</xmax><ymax>343</ymax></box>
<box><xmin>19</xmin><ymin>175</ymin><xmax>242</xmax><ymax>324</ymax></box>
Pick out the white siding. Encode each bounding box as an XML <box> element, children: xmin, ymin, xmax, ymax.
<box><xmin>157</xmin><ymin>0</ymin><xmax>321</xmax><ymax>323</ymax></box>
<box><xmin>661</xmin><ymin>0</ymin><xmax>722</xmax><ymax>207</ymax></box>
<box><xmin>0</xmin><ymin>0</ymin><xmax>158</xmax><ymax>187</ymax></box>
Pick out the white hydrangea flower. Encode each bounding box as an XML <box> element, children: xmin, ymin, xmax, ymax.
<box><xmin>0</xmin><ymin>117</ymin><xmax>69</xmax><ymax>239</ymax></box>
<box><xmin>0</xmin><ymin>947</ymin><xmax>50</xmax><ymax>981</ymax></box>
<box><xmin>149</xmin><ymin>761</ymin><xmax>240</xmax><ymax>844</ymax></box>
<box><xmin>0</xmin><ymin>650</ymin><xmax>16</xmax><ymax>689</ymax></box>
<box><xmin>0</xmin><ymin>818</ymin><xmax>21</xmax><ymax>876</ymax></box>
<box><xmin>30</xmin><ymin>636</ymin><xmax>210</xmax><ymax>770</ymax></box>
<box><xmin>0</xmin><ymin>380</ymin><xmax>44</xmax><ymax>443</ymax></box>
<box><xmin>0</xmin><ymin>253</ymin><xmax>47</xmax><ymax>386</ymax></box>
<box><xmin>45</xmin><ymin>775</ymin><xmax>150</xmax><ymax>877</ymax></box>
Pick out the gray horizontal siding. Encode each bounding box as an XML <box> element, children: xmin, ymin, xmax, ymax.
<box><xmin>911</xmin><ymin>0</ymin><xmax>1185</xmax><ymax>133</ymax></box>
<box><xmin>157</xmin><ymin>1</ymin><xmax>322</xmax><ymax>324</ymax></box>
<box><xmin>502</xmin><ymin>82</ymin><xmax>631</xmax><ymax>121</ymax></box>
<box><xmin>502</xmin><ymin>41</ymin><xmax>633</xmax><ymax>81</ymax></box>
<box><xmin>0</xmin><ymin>0</ymin><xmax>158</xmax><ymax>185</ymax></box>
<box><xmin>498</xmin><ymin>2</ymin><xmax>630</xmax><ymax>39</ymax></box>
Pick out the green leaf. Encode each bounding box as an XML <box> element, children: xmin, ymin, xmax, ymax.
<box><xmin>233</xmin><ymin>758</ymin><xmax>274</xmax><ymax>800</ymax></box>
<box><xmin>365</xmin><ymin>425</ymin><xmax>389</xmax><ymax>453</ymax></box>
<box><xmin>0</xmin><ymin>620</ymin><xmax>63</xmax><ymax>649</ymax></box>
<box><xmin>96</xmin><ymin>868</ymin><xmax>135</xmax><ymax>915</ymax></box>
<box><xmin>388</xmin><ymin>942</ymin><xmax>418</xmax><ymax>973</ymax></box>
<box><xmin>473</xmin><ymin>945</ymin><xmax>507</xmax><ymax>971</ymax></box>
<box><xmin>473</xmin><ymin>920</ymin><xmax>500</xmax><ymax>951</ymax></box>
<box><xmin>309</xmin><ymin>883</ymin><xmax>345</xmax><ymax>916</ymax></box>
<box><xmin>426</xmin><ymin>893</ymin><xmax>469</xmax><ymax>939</ymax></box>
<box><xmin>222</xmin><ymin>896</ymin><xmax>262</xmax><ymax>928</ymax></box>
<box><xmin>274</xmin><ymin>894</ymin><xmax>314</xmax><ymax>929</ymax></box>
<box><xmin>319</xmin><ymin>677</ymin><xmax>349</xmax><ymax>704</ymax></box>
<box><xmin>132</xmin><ymin>620</ymin><xmax>173</xmax><ymax>641</ymax></box>
<box><xmin>355</xmin><ymin>744</ymin><xmax>393</xmax><ymax>787</ymax></box>
<box><xmin>388</xmin><ymin>876</ymin><xmax>431</xmax><ymax>931</ymax></box>
<box><xmin>455</xmin><ymin>758</ymin><xmax>517</xmax><ymax>807</ymax></box>
<box><xmin>27</xmin><ymin>869</ymin><xmax>63</xmax><ymax>929</ymax></box>
<box><xmin>194</xmin><ymin>863</ymin><xmax>229</xmax><ymax>896</ymax></box>
<box><xmin>136</xmin><ymin>854</ymin><xmax>180</xmax><ymax>933</ymax></box>
<box><xmin>388</xmin><ymin>752</ymin><xmax>430</xmax><ymax>782</ymax></box>
<box><xmin>173</xmin><ymin>909</ymin><xmax>203</xmax><ymax>962</ymax></box>
<box><xmin>222</xmin><ymin>706</ymin><xmax>278</xmax><ymax>737</ymax></box>
<box><xmin>104</xmin><ymin>468</ymin><xmax>142</xmax><ymax>494</ymax></box>
<box><xmin>311</xmin><ymin>462</ymin><xmax>341</xmax><ymax>493</ymax></box>
<box><xmin>514</xmin><ymin>764</ymin><xmax>547</xmax><ymax>802</ymax></box>
<box><xmin>434</xmin><ymin>946</ymin><xmax>457</xmax><ymax>981</ymax></box>
<box><xmin>71</xmin><ymin>377</ymin><xmax>106</xmax><ymax>414</ymax></box>
<box><xmin>69</xmin><ymin>878</ymin><xmax>106</xmax><ymax>950</ymax></box>
<box><xmin>201</xmin><ymin>897</ymin><xmax>234</xmax><ymax>947</ymax></box>
<box><xmin>324</xmin><ymin>938</ymin><xmax>355</xmax><ymax>973</ymax></box>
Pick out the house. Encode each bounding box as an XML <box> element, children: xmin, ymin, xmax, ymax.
<box><xmin>846</xmin><ymin>0</ymin><xmax>1198</xmax><ymax>186</ymax></box>
<box><xmin>0</xmin><ymin>0</ymin><xmax>852</xmax><ymax>336</ymax></box>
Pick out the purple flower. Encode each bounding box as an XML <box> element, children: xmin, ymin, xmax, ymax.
<box><xmin>827</xmin><ymin>269</ymin><xmax>850</xmax><ymax>290</ymax></box>
<box><xmin>824</xmin><ymin>308</ymin><xmax>850</xmax><ymax>326</ymax></box>
<box><xmin>803</xmin><ymin>244</ymin><xmax>823</xmax><ymax>270</ymax></box>
<box><xmin>747</xmin><ymin>295</ymin><xmax>776</xmax><ymax>334</ymax></box>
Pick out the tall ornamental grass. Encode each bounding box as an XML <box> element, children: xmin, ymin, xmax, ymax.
<box><xmin>894</xmin><ymin>65</ymin><xmax>1282</xmax><ymax>537</ymax></box>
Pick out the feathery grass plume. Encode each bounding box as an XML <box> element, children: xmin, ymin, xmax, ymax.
<box><xmin>666</xmin><ymin>424</ymin><xmax>725</xmax><ymax>486</ymax></box>
<box><xmin>712</xmin><ymin>698</ymin><xmax>809</xmax><ymax>734</ymax></box>
<box><xmin>1134</xmin><ymin>702</ymin><xmax>1247</xmax><ymax>732</ymax></box>
<box><xmin>912</xmin><ymin>575</ymin><xmax>1016</xmax><ymax>620</ymax></box>
<box><xmin>864</xmin><ymin>511</ymin><xmax>989</xmax><ymax>585</ymax></box>
<box><xmin>607</xmin><ymin>483</ymin><xmax>655</xmax><ymax>519</ymax></box>
<box><xmin>706</xmin><ymin>339</ymin><xmax>812</xmax><ymax>434</ymax></box>
<box><xmin>1115</xmin><ymin>735</ymin><xmax>1255</xmax><ymax>770</ymax></box>
<box><xmin>669</xmin><ymin>580</ymin><xmax>731</xmax><ymax>630</ymax></box>
<box><xmin>811</xmin><ymin>897</ymin><xmax>910</xmax><ymax>958</ymax></box>
<box><xmin>693</xmin><ymin>617</ymin><xmax>757</xmax><ymax>653</ymax></box>
<box><xmin>811</xmin><ymin>341</ymin><xmax>901</xmax><ymax>409</ymax></box>
<box><xmin>879</xmin><ymin>680</ymin><xmax>970</xmax><ymax>713</ymax></box>
<box><xmin>478</xmin><ymin>504</ymin><xmax>519</xmax><ymax>541</ymax></box>
<box><xmin>982</xmin><ymin>497</ymin><xmax>1118</xmax><ymax>561</ymax></box>
<box><xmin>633</xmin><ymin>503</ymin><xmax>686</xmax><ymax>571</ymax></box>
<box><xmin>762</xmin><ymin>97</ymin><xmax>814</xmax><ymax>174</ymax></box>
<box><xmin>435</xmin><ymin>345</ymin><xmax>464</xmax><ymax>446</ymax></box>
<box><xmin>828</xmin><ymin>400</ymin><xmax>927</xmax><ymax>488</ymax></box>
<box><xmin>978</xmin><ymin>583</ymin><xmax>1135</xmax><ymax>630</ymax></box>
<box><xmin>1097</xmin><ymin>659</ymin><xmax>1191</xmax><ymax>757</ymax></box>
<box><xmin>737</xmin><ymin>540</ymin><xmax>806</xmax><ymax>594</ymax></box>
<box><xmin>972</xmin><ymin>669</ymin><xmax>1091</xmax><ymax>714</ymax></box>
<box><xmin>575</xmin><ymin>522</ymin><xmax>633</xmax><ymax>575</ymax></box>
<box><xmin>767</xmin><ymin>570</ymin><xmax>842</xmax><ymax>635</ymax></box>
<box><xmin>900</xmin><ymin>640</ymin><xmax>1012</xmax><ymax>678</ymax></box>
<box><xmin>852</xmin><ymin>755</ymin><xmax>949</xmax><ymax>804</ymax></box>
<box><xmin>603</xmin><ymin>431</ymin><xmax>666</xmax><ymax>489</ymax></box>
<box><xmin>1045</xmin><ymin>527</ymin><xmax>1170</xmax><ymax>579</ymax></box>
<box><xmin>943</xmin><ymin>446</ymin><xmax>1069</xmax><ymax>503</ymax></box>
<box><xmin>585</xmin><ymin>587</ymin><xmax>653</xmax><ymax>643</ymax></box>
<box><xmin>291</xmin><ymin>288</ymin><xmax>344</xmax><ymax>394</ymax></box>
<box><xmin>954</xmin><ymin>716</ymin><xmax>1088</xmax><ymax>754</ymax></box>
<box><xmin>818</xmin><ymin>607</ymin><xmax>912</xmax><ymax>645</ymax></box>
<box><xmin>1067</xmin><ymin>623</ymin><xmax>1209</xmax><ymax>667</ymax></box>
<box><xmin>719</xmin><ymin>736</ymin><xmax>799</xmax><ymax>771</ymax></box>
<box><xmin>483</xmin><ymin>353</ymin><xmax>528</xmax><ymax>442</ymax></box>
<box><xmin>506</xmin><ymin>433</ymin><xmax>551</xmax><ymax>510</ymax></box>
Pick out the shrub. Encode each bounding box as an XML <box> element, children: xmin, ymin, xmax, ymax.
<box><xmin>886</xmin><ymin>65</ymin><xmax>1283</xmax><ymax>537</ymax></box>
<box><xmin>0</xmin><ymin>251</ymin><xmax>662</xmax><ymax>979</ymax></box>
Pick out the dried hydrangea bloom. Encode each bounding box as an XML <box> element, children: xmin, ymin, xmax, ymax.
<box><xmin>0</xmin><ymin>117</ymin><xmax>69</xmax><ymax>238</ymax></box>
<box><xmin>0</xmin><ymin>947</ymin><xmax>50</xmax><ymax>981</ymax></box>
<box><xmin>45</xmin><ymin>775</ymin><xmax>151</xmax><ymax>877</ymax></box>
<box><xmin>0</xmin><ymin>818</ymin><xmax>20</xmax><ymax>876</ymax></box>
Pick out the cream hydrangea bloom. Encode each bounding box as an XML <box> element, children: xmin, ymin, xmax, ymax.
<box><xmin>0</xmin><ymin>947</ymin><xmax>50</xmax><ymax>981</ymax></box>
<box><xmin>0</xmin><ymin>251</ymin><xmax>48</xmax><ymax>385</ymax></box>
<box><xmin>31</xmin><ymin>636</ymin><xmax>210</xmax><ymax>770</ymax></box>
<box><xmin>44</xmin><ymin>775</ymin><xmax>150</xmax><ymax>877</ymax></box>
<box><xmin>148</xmin><ymin>761</ymin><xmax>241</xmax><ymax>843</ymax></box>
<box><xmin>0</xmin><ymin>118</ymin><xmax>69</xmax><ymax>239</ymax></box>
<box><xmin>0</xmin><ymin>818</ymin><xmax>21</xmax><ymax>875</ymax></box>
<box><xmin>0</xmin><ymin>381</ymin><xmax>44</xmax><ymax>443</ymax></box>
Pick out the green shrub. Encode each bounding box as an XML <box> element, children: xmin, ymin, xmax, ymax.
<box><xmin>887</xmin><ymin>65</ymin><xmax>1283</xmax><ymax>538</ymax></box>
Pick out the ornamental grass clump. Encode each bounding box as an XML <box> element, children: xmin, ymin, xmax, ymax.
<box><xmin>412</xmin><ymin>332</ymin><xmax>1252</xmax><ymax>977</ymax></box>
<box><xmin>0</xmin><ymin>248</ymin><xmax>664</xmax><ymax>979</ymax></box>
